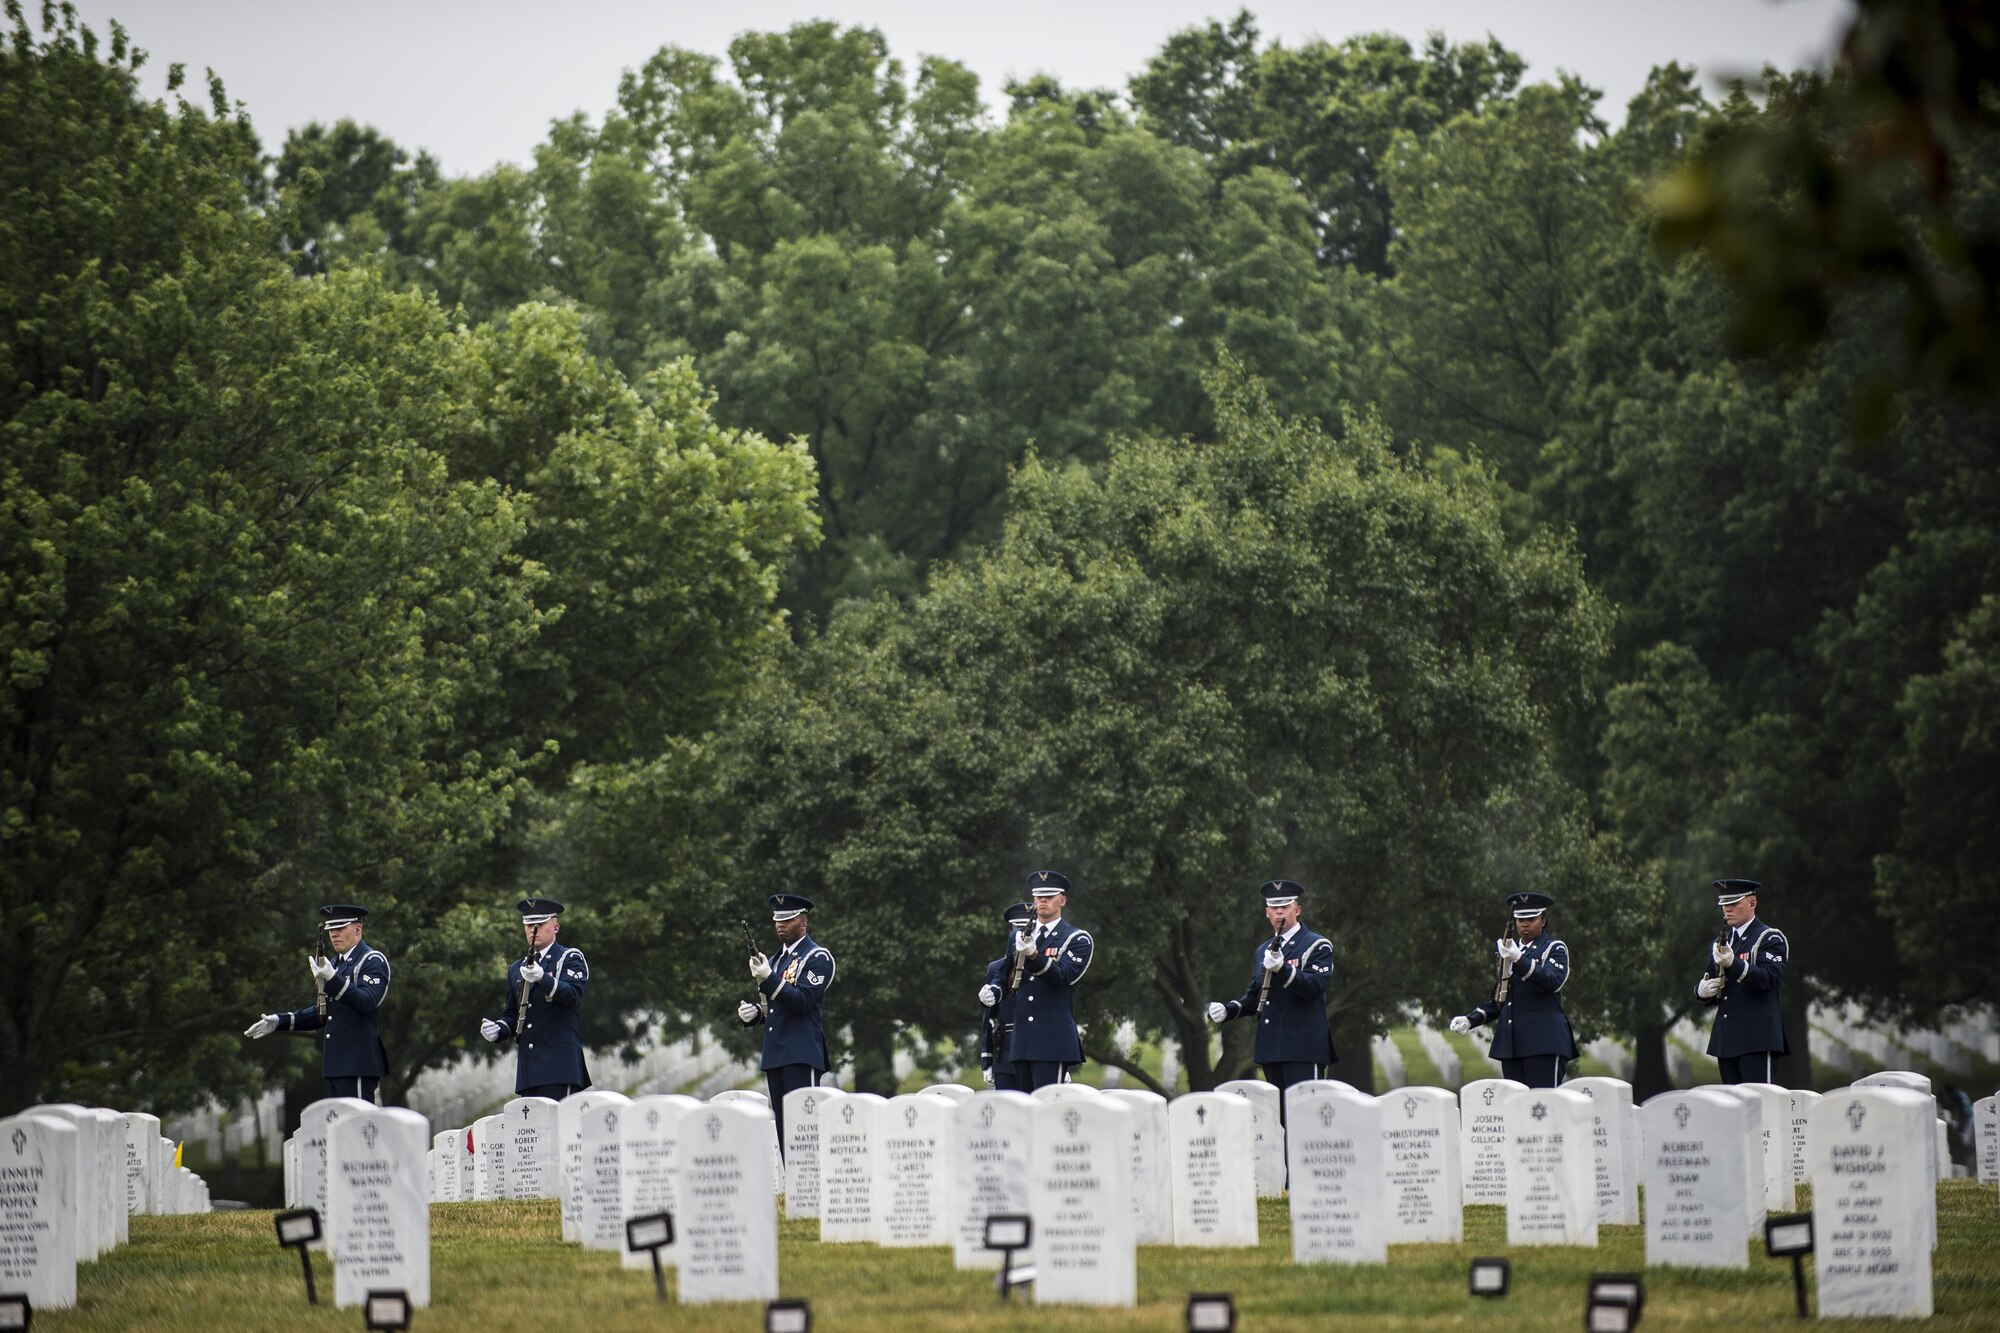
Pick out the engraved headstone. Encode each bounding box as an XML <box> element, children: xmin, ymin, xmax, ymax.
<box><xmin>85</xmin><ymin>1108</ymin><xmax>128</xmax><ymax>1246</ymax></box>
<box><xmin>1703</xmin><ymin>1086</ymin><xmax>1769</xmax><ymax>1235</ymax></box>
<box><xmin>1975</xmin><ymin>1094</ymin><xmax>1995</xmax><ymax>1184</ymax></box>
<box><xmin>0</xmin><ymin>1113</ymin><xmax>79</xmax><ymax>1308</ymax></box>
<box><xmin>1102</xmin><ymin>1089</ymin><xmax>1172</xmax><ymax>1244</ymax></box>
<box><xmin>1808</xmin><ymin>1086</ymin><xmax>1934</xmax><ymax>1318</ymax></box>
<box><xmin>470</xmin><ymin>1114</ymin><xmax>503</xmax><ymax>1201</ymax></box>
<box><xmin>1376</xmin><ymin>1086</ymin><xmax>1463</xmax><ymax>1243</ymax></box>
<box><xmin>578</xmin><ymin>1092</ymin><xmax>633</xmax><ymax>1251</ymax></box>
<box><xmin>1502</xmin><ymin>1088</ymin><xmax>1596</xmax><ymax>1246</ymax></box>
<box><xmin>1641</xmin><ymin>1088</ymin><xmax>1752</xmax><ymax>1269</ymax></box>
<box><xmin>712</xmin><ymin>1089</ymin><xmax>784</xmax><ymax>1194</ymax></box>
<box><xmin>296</xmin><ymin>1098</ymin><xmax>373</xmax><ymax>1249</ymax></box>
<box><xmin>677</xmin><ymin>1103</ymin><xmax>780</xmax><ymax>1305</ymax></box>
<box><xmin>1734</xmin><ymin>1083</ymin><xmax>1797</xmax><ymax>1211</ymax></box>
<box><xmin>782</xmin><ymin>1086</ymin><xmax>846</xmax><ymax>1220</ymax></box>
<box><xmin>19</xmin><ymin>1105</ymin><xmax>106</xmax><ymax>1259</ymax></box>
<box><xmin>922</xmin><ymin>1084</ymin><xmax>975</xmax><ymax>1103</ymax></box>
<box><xmin>1167</xmin><ymin>1093</ymin><xmax>1257</xmax><ymax>1246</ymax></box>
<box><xmin>1282</xmin><ymin>1084</ymin><xmax>1386</xmax><ymax>1263</ymax></box>
<box><xmin>1787</xmin><ymin>1088</ymin><xmax>1822</xmax><ymax>1190</ymax></box>
<box><xmin>1459</xmin><ymin>1078</ymin><xmax>1526</xmax><ymax>1203</ymax></box>
<box><xmin>285</xmin><ymin>1134</ymin><xmax>301</xmax><ymax>1209</ymax></box>
<box><xmin>1215</xmin><ymin>1079</ymin><xmax>1285</xmax><ymax>1196</ymax></box>
<box><xmin>120</xmin><ymin>1112</ymin><xmax>161</xmax><ymax>1216</ymax></box>
<box><xmin>818</xmin><ymin>1091</ymin><xmax>884</xmax><ymax>1242</ymax></box>
<box><xmin>1031</xmin><ymin>1095</ymin><xmax>1135</xmax><ymax>1306</ymax></box>
<box><xmin>1856</xmin><ymin>1069</ymin><xmax>1932</xmax><ymax>1095</ymax></box>
<box><xmin>1564</xmin><ymin>1078</ymin><xmax>1638</xmax><ymax>1226</ymax></box>
<box><xmin>876</xmin><ymin>1093</ymin><xmax>951</xmax><ymax>1246</ymax></box>
<box><xmin>556</xmin><ymin>1090</ymin><xmax>623</xmax><ymax>1243</ymax></box>
<box><xmin>327</xmin><ymin>1108</ymin><xmax>431</xmax><ymax>1309</ymax></box>
<box><xmin>947</xmin><ymin>1091</ymin><xmax>1035</xmax><ymax>1269</ymax></box>
<box><xmin>617</xmin><ymin>1094</ymin><xmax>703</xmax><ymax>1271</ymax></box>
<box><xmin>500</xmin><ymin>1096</ymin><xmax>560</xmax><ymax>1199</ymax></box>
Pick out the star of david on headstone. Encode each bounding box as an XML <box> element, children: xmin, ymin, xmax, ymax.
<box><xmin>904</xmin><ymin>1107</ymin><xmax>918</xmax><ymax>1128</ymax></box>
<box><xmin>362</xmin><ymin>1122</ymin><xmax>378</xmax><ymax>1149</ymax></box>
<box><xmin>9</xmin><ymin>1128</ymin><xmax>23</xmax><ymax>1154</ymax></box>
<box><xmin>1063</xmin><ymin>1109</ymin><xmax>1081</xmax><ymax>1136</ymax></box>
<box><xmin>1847</xmin><ymin>1104</ymin><xmax>1866</xmax><ymax>1131</ymax></box>
<box><xmin>841</xmin><ymin>1104</ymin><xmax>855</xmax><ymax>1124</ymax></box>
<box><xmin>706</xmin><ymin>1115</ymin><xmax>723</xmax><ymax>1142</ymax></box>
<box><xmin>1532</xmin><ymin>1102</ymin><xmax>1548</xmax><ymax>1121</ymax></box>
<box><xmin>1403</xmin><ymin>1096</ymin><xmax>1419</xmax><ymax>1119</ymax></box>
<box><xmin>1318</xmin><ymin>1103</ymin><xmax>1335</xmax><ymax>1127</ymax></box>
<box><xmin>979</xmin><ymin>1105</ymin><xmax>995</xmax><ymax>1128</ymax></box>
<box><xmin>1482</xmin><ymin>1087</ymin><xmax>1496</xmax><ymax>1105</ymax></box>
<box><xmin>1674</xmin><ymin>1103</ymin><xmax>1691</xmax><ymax>1129</ymax></box>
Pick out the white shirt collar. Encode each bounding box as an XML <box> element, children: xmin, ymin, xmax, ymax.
<box><xmin>1279</xmin><ymin>922</ymin><xmax>1302</xmax><ymax>944</ymax></box>
<box><xmin>1037</xmin><ymin>916</ymin><xmax>1063</xmax><ymax>934</ymax></box>
<box><xmin>341</xmin><ymin>940</ymin><xmax>362</xmax><ymax>961</ymax></box>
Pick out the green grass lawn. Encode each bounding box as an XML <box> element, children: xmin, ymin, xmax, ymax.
<box><xmin>37</xmin><ymin>1182</ymin><xmax>2000</xmax><ymax>1331</ymax></box>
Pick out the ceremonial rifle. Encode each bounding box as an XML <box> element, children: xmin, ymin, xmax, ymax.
<box><xmin>741</xmin><ymin>919</ymin><xmax>770</xmax><ymax>1020</ymax></box>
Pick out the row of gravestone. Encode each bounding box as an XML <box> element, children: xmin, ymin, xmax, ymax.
<box><xmin>0</xmin><ymin>1105</ymin><xmax>212</xmax><ymax>1309</ymax></box>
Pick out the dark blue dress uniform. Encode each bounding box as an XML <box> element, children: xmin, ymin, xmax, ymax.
<box><xmin>1459</xmin><ymin>892</ymin><xmax>1577</xmax><ymax>1089</ymax></box>
<box><xmin>494</xmin><ymin>940</ymin><xmax>592</xmax><ymax>1097</ymax></box>
<box><xmin>979</xmin><ymin>902</ymin><xmax>1034</xmax><ymax>1092</ymax></box>
<box><xmin>278</xmin><ymin>905</ymin><xmax>390</xmax><ymax>1101</ymax></box>
<box><xmin>1218</xmin><ymin>924</ymin><xmax>1337</xmax><ymax>1095</ymax></box>
<box><xmin>740</xmin><ymin>893</ymin><xmax>834</xmax><ymax>1154</ymax></box>
<box><xmin>1009</xmin><ymin>872</ymin><xmax>1094</xmax><ymax>1091</ymax></box>
<box><xmin>1700</xmin><ymin>879</ymin><xmax>1789</xmax><ymax>1084</ymax></box>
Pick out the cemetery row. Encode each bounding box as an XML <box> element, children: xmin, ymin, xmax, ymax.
<box><xmin>258</xmin><ymin>1069</ymin><xmax>1983</xmax><ymax>1320</ymax></box>
<box><xmin>0</xmin><ymin>1104</ymin><xmax>214</xmax><ymax>1309</ymax></box>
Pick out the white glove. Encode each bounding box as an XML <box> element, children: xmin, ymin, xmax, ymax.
<box><xmin>982</xmin><ymin>1067</ymin><xmax>995</xmax><ymax>1087</ymax></box>
<box><xmin>1449</xmin><ymin>1015</ymin><xmax>1471</xmax><ymax>1035</ymax></box>
<box><xmin>308</xmin><ymin>955</ymin><xmax>336</xmax><ymax>983</ymax></box>
<box><xmin>1497</xmin><ymin>938</ymin><xmax>1525</xmax><ymax>964</ymax></box>
<box><xmin>1206</xmin><ymin>1001</ymin><xmax>1228</xmax><ymax>1022</ymax></box>
<box><xmin>520</xmin><ymin>960</ymin><xmax>545</xmax><ymax>985</ymax></box>
<box><xmin>1014</xmin><ymin>930</ymin><xmax>1037</xmax><ymax>957</ymax></box>
<box><xmin>737</xmin><ymin>1000</ymin><xmax>759</xmax><ymax>1023</ymax></box>
<box><xmin>978</xmin><ymin>984</ymin><xmax>999</xmax><ymax>1007</ymax></box>
<box><xmin>749</xmin><ymin>953</ymin><xmax>772</xmax><ymax>982</ymax></box>
<box><xmin>244</xmin><ymin>1014</ymin><xmax>279</xmax><ymax>1039</ymax></box>
<box><xmin>1712</xmin><ymin>939</ymin><xmax>1735</xmax><ymax>967</ymax></box>
<box><xmin>1697</xmin><ymin>975</ymin><xmax>1724</xmax><ymax>999</ymax></box>
<box><xmin>1262</xmin><ymin>947</ymin><xmax>1285</xmax><ymax>972</ymax></box>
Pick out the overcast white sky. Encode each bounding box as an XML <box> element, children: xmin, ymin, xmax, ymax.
<box><xmin>68</xmin><ymin>1</ymin><xmax>1850</xmax><ymax>176</ymax></box>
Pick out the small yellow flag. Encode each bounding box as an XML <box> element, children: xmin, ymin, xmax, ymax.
<box><xmin>173</xmin><ymin>1141</ymin><xmax>183</xmax><ymax>1169</ymax></box>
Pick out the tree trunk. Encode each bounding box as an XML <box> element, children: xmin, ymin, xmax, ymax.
<box><xmin>1631</xmin><ymin>1021</ymin><xmax>1672</xmax><ymax>1102</ymax></box>
<box><xmin>1780</xmin><ymin>974</ymin><xmax>1814</xmax><ymax>1089</ymax></box>
<box><xmin>1329</xmin><ymin>1009</ymin><xmax>1376</xmax><ymax>1094</ymax></box>
<box><xmin>848</xmin><ymin>1015</ymin><xmax>898</xmax><ymax>1096</ymax></box>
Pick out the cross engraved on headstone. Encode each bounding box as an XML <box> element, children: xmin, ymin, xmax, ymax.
<box><xmin>705</xmin><ymin>1114</ymin><xmax>722</xmax><ymax>1142</ymax></box>
<box><xmin>1318</xmin><ymin>1103</ymin><xmax>1335</xmax><ymax>1127</ymax></box>
<box><xmin>9</xmin><ymin>1128</ymin><xmax>23</xmax><ymax>1153</ymax></box>
<box><xmin>362</xmin><ymin>1122</ymin><xmax>378</xmax><ymax>1149</ymax></box>
<box><xmin>804</xmin><ymin>1096</ymin><xmax>817</xmax><ymax>1114</ymax></box>
<box><xmin>1196</xmin><ymin>1105</ymin><xmax>1207</xmax><ymax>1124</ymax></box>
<box><xmin>603</xmin><ymin>1110</ymin><xmax>617</xmax><ymax>1132</ymax></box>
<box><xmin>1482</xmin><ymin>1087</ymin><xmax>1496</xmax><ymax>1105</ymax></box>
<box><xmin>1063</xmin><ymin>1109</ymin><xmax>1081</xmax><ymax>1136</ymax></box>
<box><xmin>1532</xmin><ymin>1102</ymin><xmax>1547</xmax><ymax>1121</ymax></box>
<box><xmin>646</xmin><ymin>1109</ymin><xmax>660</xmax><ymax>1130</ymax></box>
<box><xmin>904</xmin><ymin>1107</ymin><xmax>918</xmax><ymax>1128</ymax></box>
<box><xmin>979</xmin><ymin>1105</ymin><xmax>995</xmax><ymax>1128</ymax></box>
<box><xmin>1847</xmin><ymin>1103</ymin><xmax>1866</xmax><ymax>1131</ymax></box>
<box><xmin>520</xmin><ymin>1105</ymin><xmax>530</xmax><ymax>1120</ymax></box>
<box><xmin>1674</xmin><ymin>1103</ymin><xmax>1691</xmax><ymax>1129</ymax></box>
<box><xmin>1403</xmin><ymin>1096</ymin><xmax>1418</xmax><ymax>1119</ymax></box>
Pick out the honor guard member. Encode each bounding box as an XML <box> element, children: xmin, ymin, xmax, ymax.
<box><xmin>480</xmin><ymin>898</ymin><xmax>591</xmax><ymax>1098</ymax></box>
<box><xmin>242</xmin><ymin>903</ymin><xmax>390</xmax><ymax>1102</ymax></box>
<box><xmin>1007</xmin><ymin>871</ymin><xmax>1094</xmax><ymax>1091</ymax></box>
<box><xmin>1697</xmin><ymin>878</ymin><xmax>1789</xmax><ymax>1084</ymax></box>
<box><xmin>737</xmin><ymin>893</ymin><xmax>834</xmax><ymax>1154</ymax></box>
<box><xmin>976</xmin><ymin>901</ymin><xmax>1035</xmax><ymax>1090</ymax></box>
<box><xmin>1204</xmin><ymin>880</ymin><xmax>1337</xmax><ymax>1115</ymax></box>
<box><xmin>1449</xmin><ymin>892</ymin><xmax>1577</xmax><ymax>1089</ymax></box>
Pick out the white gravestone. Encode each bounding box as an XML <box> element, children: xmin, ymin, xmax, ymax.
<box><xmin>1704</xmin><ymin>1086</ymin><xmax>1770</xmax><ymax>1235</ymax></box>
<box><xmin>677</xmin><ymin>1103</ymin><xmax>780</xmax><ymax>1305</ymax></box>
<box><xmin>285</xmin><ymin>1135</ymin><xmax>301</xmax><ymax>1209</ymax></box>
<box><xmin>1031</xmin><ymin>1096</ymin><xmax>1135</xmax><ymax>1306</ymax></box>
<box><xmin>1856</xmin><ymin>1070</ymin><xmax>1931</xmax><ymax>1095</ymax></box>
<box><xmin>0</xmin><ymin>1114</ymin><xmax>79</xmax><ymax>1309</ymax></box>
<box><xmin>1215</xmin><ymin>1079</ymin><xmax>1285</xmax><ymax>1196</ymax></box>
<box><xmin>817</xmin><ymin>1092</ymin><xmax>883</xmax><ymax>1242</ymax></box>
<box><xmin>578</xmin><ymin>1093</ymin><xmax>633</xmax><ymax>1251</ymax></box>
<box><xmin>1459</xmin><ymin>1078</ymin><xmax>1526</xmax><ymax>1204</ymax></box>
<box><xmin>1975</xmin><ymin>1095</ymin><xmax>1995</xmax><ymax>1184</ymax></box>
<box><xmin>297</xmin><ymin>1098</ymin><xmax>373</xmax><ymax>1249</ymax></box>
<box><xmin>120</xmin><ymin>1112</ymin><xmax>161</xmax><ymax>1216</ymax></box>
<box><xmin>1502</xmin><ymin>1088</ymin><xmax>1596</xmax><ymax>1247</ymax></box>
<box><xmin>470</xmin><ymin>1115</ymin><xmax>503</xmax><ymax>1201</ymax></box>
<box><xmin>1734</xmin><ymin>1083</ymin><xmax>1797</xmax><ymax>1211</ymax></box>
<box><xmin>1641</xmin><ymin>1088</ymin><xmax>1752</xmax><ymax>1269</ymax></box>
<box><xmin>947</xmin><ymin>1092</ymin><xmax>1036</xmax><ymax>1269</ymax></box>
<box><xmin>923</xmin><ymin>1084</ymin><xmax>975</xmax><ymax>1103</ymax></box>
<box><xmin>1565</xmin><ymin>1078</ymin><xmax>1638</xmax><ymax>1226</ymax></box>
<box><xmin>428</xmin><ymin>1130</ymin><xmax>463</xmax><ymax>1204</ymax></box>
<box><xmin>557</xmin><ymin>1090</ymin><xmax>623</xmax><ymax>1243</ymax></box>
<box><xmin>1809</xmin><ymin>1086</ymin><xmax>1935</xmax><ymax>1318</ymax></box>
<box><xmin>1787</xmin><ymin>1088</ymin><xmax>1822</xmax><ymax>1190</ymax></box>
<box><xmin>86</xmin><ymin>1108</ymin><xmax>128</xmax><ymax>1246</ymax></box>
<box><xmin>710</xmin><ymin>1089</ymin><xmax>783</xmax><ymax>1195</ymax></box>
<box><xmin>1030</xmin><ymin>1083</ymin><xmax>1100</xmax><ymax>1104</ymax></box>
<box><xmin>782</xmin><ymin>1086</ymin><xmax>846</xmax><ymax>1221</ymax></box>
<box><xmin>1283</xmin><ymin>1084</ymin><xmax>1386</xmax><ymax>1264</ymax></box>
<box><xmin>1167</xmin><ymin>1093</ymin><xmax>1257</xmax><ymax>1246</ymax></box>
<box><xmin>618</xmin><ymin>1095</ymin><xmax>703</xmax><ymax>1271</ymax></box>
<box><xmin>499</xmin><ymin>1097</ymin><xmax>560</xmax><ymax>1199</ymax></box>
<box><xmin>20</xmin><ymin>1105</ymin><xmax>104</xmax><ymax>1259</ymax></box>
<box><xmin>1103</xmin><ymin>1089</ymin><xmax>1173</xmax><ymax>1244</ymax></box>
<box><xmin>1377</xmin><ymin>1086</ymin><xmax>1464</xmax><ymax>1243</ymax></box>
<box><xmin>155</xmin><ymin>1135</ymin><xmax>173</xmax><ymax>1215</ymax></box>
<box><xmin>425</xmin><ymin>1148</ymin><xmax>436</xmax><ymax>1203</ymax></box>
<box><xmin>876</xmin><ymin>1093</ymin><xmax>951</xmax><ymax>1246</ymax></box>
<box><xmin>327</xmin><ymin>1108</ymin><xmax>431</xmax><ymax>1310</ymax></box>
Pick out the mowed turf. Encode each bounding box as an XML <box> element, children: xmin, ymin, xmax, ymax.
<box><xmin>37</xmin><ymin>1183</ymin><xmax>2000</xmax><ymax>1331</ymax></box>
